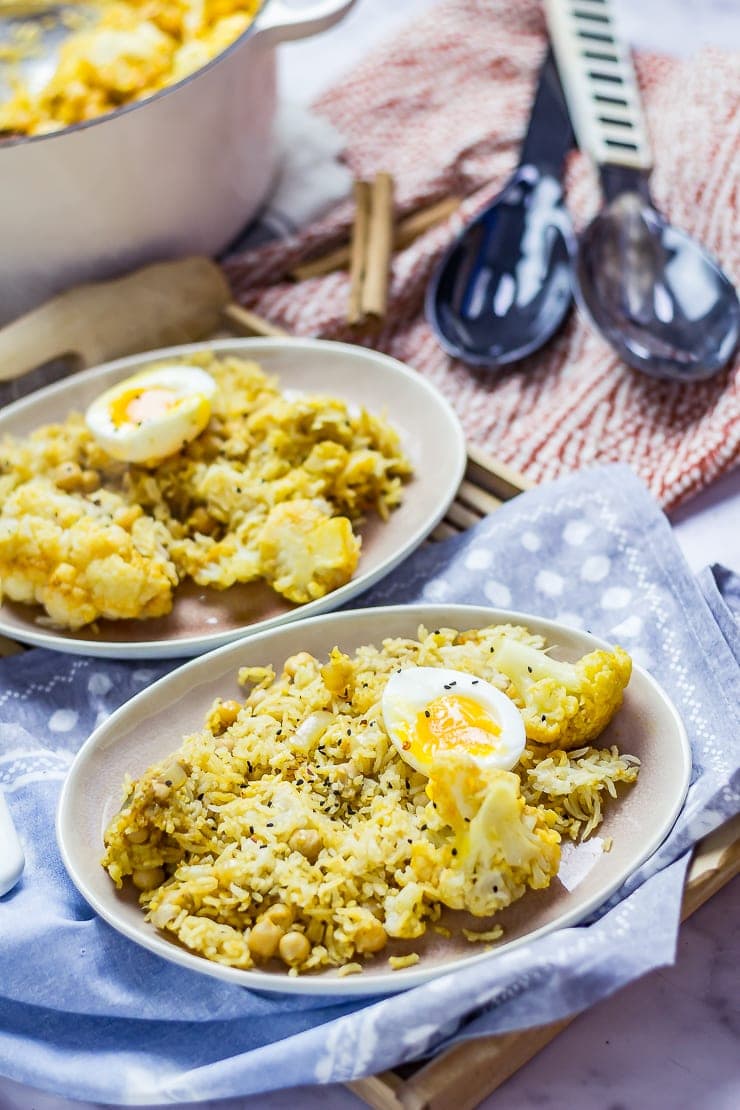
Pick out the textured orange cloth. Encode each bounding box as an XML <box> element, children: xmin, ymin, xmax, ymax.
<box><xmin>225</xmin><ymin>0</ymin><xmax>740</xmax><ymax>510</ymax></box>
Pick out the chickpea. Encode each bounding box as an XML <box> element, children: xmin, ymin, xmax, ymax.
<box><xmin>262</xmin><ymin>903</ymin><xmax>294</xmax><ymax>930</ymax></box>
<box><xmin>131</xmin><ymin>866</ymin><xmax>165</xmax><ymax>892</ymax></box>
<box><xmin>125</xmin><ymin>826</ymin><xmax>149</xmax><ymax>844</ymax></box>
<box><xmin>188</xmin><ymin>506</ymin><xmax>217</xmax><ymax>535</ymax></box>
<box><xmin>80</xmin><ymin>469</ymin><xmax>101</xmax><ymax>493</ymax></box>
<box><xmin>247</xmin><ymin>918</ymin><xmax>284</xmax><ymax>960</ymax></box>
<box><xmin>283</xmin><ymin>652</ymin><xmax>314</xmax><ymax>678</ymax></box>
<box><xmin>160</xmin><ymin>761</ymin><xmax>187</xmax><ymax>790</ymax></box>
<box><xmin>354</xmin><ymin>919</ymin><xmax>387</xmax><ymax>954</ymax></box>
<box><xmin>288</xmin><ymin>828</ymin><xmax>322</xmax><ymax>863</ymax></box>
<box><xmin>53</xmin><ymin>461</ymin><xmax>83</xmax><ymax>492</ymax></box>
<box><xmin>216</xmin><ymin>700</ymin><xmax>242</xmax><ymax>731</ymax></box>
<box><xmin>278</xmin><ymin>931</ymin><xmax>310</xmax><ymax>967</ymax></box>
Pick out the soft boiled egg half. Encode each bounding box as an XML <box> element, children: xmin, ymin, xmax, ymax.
<box><xmin>85</xmin><ymin>364</ymin><xmax>217</xmax><ymax>465</ymax></box>
<box><xmin>382</xmin><ymin>666</ymin><xmax>525</xmax><ymax>775</ymax></box>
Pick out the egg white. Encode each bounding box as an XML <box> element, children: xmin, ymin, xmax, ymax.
<box><xmin>381</xmin><ymin>666</ymin><xmax>525</xmax><ymax>775</ymax></box>
<box><xmin>85</xmin><ymin>364</ymin><xmax>217</xmax><ymax>465</ymax></box>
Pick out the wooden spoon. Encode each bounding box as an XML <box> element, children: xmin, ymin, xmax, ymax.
<box><xmin>0</xmin><ymin>256</ymin><xmax>286</xmax><ymax>383</ymax></box>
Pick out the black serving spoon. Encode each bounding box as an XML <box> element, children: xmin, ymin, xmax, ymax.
<box><xmin>425</xmin><ymin>49</ymin><xmax>576</xmax><ymax>370</ymax></box>
<box><xmin>546</xmin><ymin>0</ymin><xmax>740</xmax><ymax>381</ymax></box>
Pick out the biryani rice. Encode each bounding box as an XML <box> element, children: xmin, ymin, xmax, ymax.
<box><xmin>102</xmin><ymin>623</ymin><xmax>640</xmax><ymax>975</ymax></box>
<box><xmin>0</xmin><ymin>352</ymin><xmax>412</xmax><ymax>628</ymax></box>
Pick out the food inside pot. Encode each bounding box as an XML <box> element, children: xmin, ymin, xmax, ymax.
<box><xmin>0</xmin><ymin>0</ymin><xmax>262</xmax><ymax>136</ymax></box>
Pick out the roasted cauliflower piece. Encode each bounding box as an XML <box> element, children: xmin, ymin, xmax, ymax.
<box><xmin>0</xmin><ymin>478</ymin><xmax>177</xmax><ymax>627</ymax></box>
<box><xmin>258</xmin><ymin>499</ymin><xmax>360</xmax><ymax>605</ymax></box>
<box><xmin>425</xmin><ymin>756</ymin><xmax>561</xmax><ymax>917</ymax></box>
<box><xmin>493</xmin><ymin>636</ymin><xmax>632</xmax><ymax>749</ymax></box>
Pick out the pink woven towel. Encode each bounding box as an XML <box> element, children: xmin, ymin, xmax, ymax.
<box><xmin>225</xmin><ymin>0</ymin><xmax>740</xmax><ymax>511</ymax></box>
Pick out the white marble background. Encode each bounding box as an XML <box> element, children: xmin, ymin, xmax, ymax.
<box><xmin>2</xmin><ymin>1</ymin><xmax>738</xmax><ymax>1107</ymax></box>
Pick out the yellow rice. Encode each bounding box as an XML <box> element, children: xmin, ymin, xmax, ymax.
<box><xmin>0</xmin><ymin>352</ymin><xmax>412</xmax><ymax>628</ymax></box>
<box><xmin>102</xmin><ymin>623</ymin><xmax>640</xmax><ymax>976</ymax></box>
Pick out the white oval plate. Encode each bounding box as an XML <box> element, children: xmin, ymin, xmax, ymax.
<box><xmin>57</xmin><ymin>604</ymin><xmax>691</xmax><ymax>997</ymax></box>
<box><xmin>0</xmin><ymin>338</ymin><xmax>465</xmax><ymax>658</ymax></box>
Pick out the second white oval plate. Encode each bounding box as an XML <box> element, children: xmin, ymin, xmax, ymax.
<box><xmin>57</xmin><ymin>604</ymin><xmax>691</xmax><ymax>997</ymax></box>
<box><xmin>0</xmin><ymin>338</ymin><xmax>466</xmax><ymax>658</ymax></box>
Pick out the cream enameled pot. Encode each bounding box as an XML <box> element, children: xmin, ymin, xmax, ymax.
<box><xmin>0</xmin><ymin>0</ymin><xmax>354</xmax><ymax>325</ymax></box>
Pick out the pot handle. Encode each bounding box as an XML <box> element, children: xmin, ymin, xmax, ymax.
<box><xmin>253</xmin><ymin>0</ymin><xmax>356</xmax><ymax>45</ymax></box>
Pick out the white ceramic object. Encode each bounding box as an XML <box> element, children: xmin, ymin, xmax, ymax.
<box><xmin>0</xmin><ymin>337</ymin><xmax>467</xmax><ymax>658</ymax></box>
<box><xmin>0</xmin><ymin>0</ymin><xmax>355</xmax><ymax>325</ymax></box>
<box><xmin>57</xmin><ymin>604</ymin><xmax>692</xmax><ymax>998</ymax></box>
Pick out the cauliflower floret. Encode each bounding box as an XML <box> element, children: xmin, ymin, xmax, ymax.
<box><xmin>0</xmin><ymin>478</ymin><xmax>176</xmax><ymax>627</ymax></box>
<box><xmin>493</xmin><ymin>636</ymin><xmax>632</xmax><ymax>750</ymax></box>
<box><xmin>426</xmin><ymin>757</ymin><xmax>561</xmax><ymax>917</ymax></box>
<box><xmin>258</xmin><ymin>499</ymin><xmax>360</xmax><ymax>604</ymax></box>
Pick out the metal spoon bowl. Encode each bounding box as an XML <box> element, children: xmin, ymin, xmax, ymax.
<box><xmin>426</xmin><ymin>165</ymin><xmax>574</xmax><ymax>369</ymax></box>
<box><xmin>425</xmin><ymin>49</ymin><xmax>575</xmax><ymax>371</ymax></box>
<box><xmin>575</xmin><ymin>188</ymin><xmax>740</xmax><ymax>382</ymax></box>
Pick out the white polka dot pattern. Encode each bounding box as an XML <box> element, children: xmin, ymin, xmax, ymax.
<box><xmin>483</xmin><ymin>580</ymin><xmax>511</xmax><ymax>607</ymax></box>
<box><xmin>48</xmin><ymin>710</ymin><xmax>78</xmax><ymax>733</ymax></box>
<box><xmin>581</xmin><ymin>556</ymin><xmax>610</xmax><ymax>583</ymax></box>
<box><xmin>535</xmin><ymin>570</ymin><xmax>565</xmax><ymax>597</ymax></box>
<box><xmin>464</xmin><ymin>549</ymin><xmax>493</xmax><ymax>571</ymax></box>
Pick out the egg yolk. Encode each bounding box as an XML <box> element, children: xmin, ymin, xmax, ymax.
<box><xmin>111</xmin><ymin>386</ymin><xmax>179</xmax><ymax>427</ymax></box>
<box><xmin>403</xmin><ymin>694</ymin><xmax>502</xmax><ymax>763</ymax></box>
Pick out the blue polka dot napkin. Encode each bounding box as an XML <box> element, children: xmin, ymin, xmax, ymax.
<box><xmin>1</xmin><ymin>464</ymin><xmax>738</xmax><ymax>1104</ymax></box>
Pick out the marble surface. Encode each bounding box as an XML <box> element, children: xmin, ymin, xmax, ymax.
<box><xmin>1</xmin><ymin>0</ymin><xmax>738</xmax><ymax>1107</ymax></box>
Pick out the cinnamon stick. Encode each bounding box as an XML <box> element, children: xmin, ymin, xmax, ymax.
<box><xmin>347</xmin><ymin>180</ymin><xmax>372</xmax><ymax>326</ymax></box>
<box><xmin>290</xmin><ymin>195</ymin><xmax>461</xmax><ymax>282</ymax></box>
<box><xmin>361</xmin><ymin>172</ymin><xmax>394</xmax><ymax>321</ymax></box>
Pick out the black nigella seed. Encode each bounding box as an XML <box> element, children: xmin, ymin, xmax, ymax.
<box><xmin>541</xmin><ymin>714</ymin><xmax>546</xmax><ymax>721</ymax></box>
<box><xmin>451</xmin><ymin>848</ymin><xmax>458</xmax><ymax>856</ymax></box>
<box><xmin>472</xmin><ymin>680</ymin><xmax>479</xmax><ymax>685</ymax></box>
<box><xmin>493</xmin><ymin>884</ymin><xmax>498</xmax><ymax>892</ymax></box>
<box><xmin>249</xmin><ymin>825</ymin><xmax>254</xmax><ymax>834</ymax></box>
<box><xmin>425</xmin><ymin>710</ymin><xmax>431</xmax><ymax>718</ymax></box>
<box><xmin>528</xmin><ymin>666</ymin><xmax>533</xmax><ymax>674</ymax></box>
<box><xmin>266</xmin><ymin>822</ymin><xmax>274</xmax><ymax>828</ymax></box>
<box><xmin>165</xmin><ymin>780</ymin><xmax>172</xmax><ymax>787</ymax></box>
